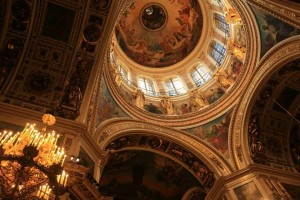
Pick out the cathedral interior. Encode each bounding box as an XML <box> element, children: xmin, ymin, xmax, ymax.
<box><xmin>0</xmin><ymin>0</ymin><xmax>300</xmax><ymax>199</ymax></box>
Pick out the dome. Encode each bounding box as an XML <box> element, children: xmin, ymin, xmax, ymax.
<box><xmin>115</xmin><ymin>0</ymin><xmax>203</xmax><ymax>68</ymax></box>
<box><xmin>107</xmin><ymin>0</ymin><xmax>253</xmax><ymax>127</ymax></box>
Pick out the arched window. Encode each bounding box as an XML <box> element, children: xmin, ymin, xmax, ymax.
<box><xmin>190</xmin><ymin>65</ymin><xmax>212</xmax><ymax>87</ymax></box>
<box><xmin>214</xmin><ymin>13</ymin><xmax>229</xmax><ymax>36</ymax></box>
<box><xmin>137</xmin><ymin>77</ymin><xmax>156</xmax><ymax>96</ymax></box>
<box><xmin>165</xmin><ymin>77</ymin><xmax>187</xmax><ymax>96</ymax></box>
<box><xmin>215</xmin><ymin>0</ymin><xmax>224</xmax><ymax>7</ymax></box>
<box><xmin>209</xmin><ymin>40</ymin><xmax>226</xmax><ymax>66</ymax></box>
<box><xmin>118</xmin><ymin>64</ymin><xmax>128</xmax><ymax>80</ymax></box>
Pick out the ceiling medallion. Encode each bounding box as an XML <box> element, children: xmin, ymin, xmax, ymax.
<box><xmin>140</xmin><ymin>4</ymin><xmax>167</xmax><ymax>31</ymax></box>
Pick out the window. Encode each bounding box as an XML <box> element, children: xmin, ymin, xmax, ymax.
<box><xmin>209</xmin><ymin>40</ymin><xmax>226</xmax><ymax>66</ymax></box>
<box><xmin>190</xmin><ymin>65</ymin><xmax>212</xmax><ymax>87</ymax></box>
<box><xmin>215</xmin><ymin>0</ymin><xmax>224</xmax><ymax>7</ymax></box>
<box><xmin>118</xmin><ymin>64</ymin><xmax>128</xmax><ymax>80</ymax></box>
<box><xmin>165</xmin><ymin>77</ymin><xmax>187</xmax><ymax>96</ymax></box>
<box><xmin>138</xmin><ymin>77</ymin><xmax>156</xmax><ymax>96</ymax></box>
<box><xmin>214</xmin><ymin>13</ymin><xmax>229</xmax><ymax>36</ymax></box>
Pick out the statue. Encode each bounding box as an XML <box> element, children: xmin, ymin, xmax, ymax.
<box><xmin>134</xmin><ymin>89</ymin><xmax>145</xmax><ymax>109</ymax></box>
<box><xmin>227</xmin><ymin>39</ymin><xmax>245</xmax><ymax>61</ymax></box>
<box><xmin>189</xmin><ymin>90</ymin><xmax>207</xmax><ymax>108</ymax></box>
<box><xmin>64</xmin><ymin>83</ymin><xmax>83</xmax><ymax>111</ymax></box>
<box><xmin>225</xmin><ymin>8</ymin><xmax>242</xmax><ymax>24</ymax></box>
<box><xmin>214</xmin><ymin>69</ymin><xmax>234</xmax><ymax>89</ymax></box>
<box><xmin>114</xmin><ymin>68</ymin><xmax>122</xmax><ymax>87</ymax></box>
<box><xmin>160</xmin><ymin>96</ymin><xmax>175</xmax><ymax>115</ymax></box>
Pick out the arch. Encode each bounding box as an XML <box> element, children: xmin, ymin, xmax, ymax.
<box><xmin>96</xmin><ymin>118</ymin><xmax>234</xmax><ymax>177</ymax></box>
<box><xmin>231</xmin><ymin>36</ymin><xmax>300</xmax><ymax>170</ymax></box>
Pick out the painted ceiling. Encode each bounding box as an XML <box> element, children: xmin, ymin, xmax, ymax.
<box><xmin>115</xmin><ymin>0</ymin><xmax>203</xmax><ymax>68</ymax></box>
<box><xmin>99</xmin><ymin>150</ymin><xmax>204</xmax><ymax>200</ymax></box>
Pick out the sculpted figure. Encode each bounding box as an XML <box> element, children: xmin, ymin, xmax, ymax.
<box><xmin>114</xmin><ymin>68</ymin><xmax>122</xmax><ymax>87</ymax></box>
<box><xmin>214</xmin><ymin>69</ymin><xmax>234</xmax><ymax>89</ymax></box>
<box><xmin>227</xmin><ymin>39</ymin><xmax>245</xmax><ymax>60</ymax></box>
<box><xmin>225</xmin><ymin>8</ymin><xmax>242</xmax><ymax>24</ymax></box>
<box><xmin>190</xmin><ymin>90</ymin><xmax>206</xmax><ymax>108</ymax></box>
<box><xmin>160</xmin><ymin>96</ymin><xmax>175</xmax><ymax>115</ymax></box>
<box><xmin>134</xmin><ymin>89</ymin><xmax>145</xmax><ymax>109</ymax></box>
<box><xmin>65</xmin><ymin>84</ymin><xmax>82</xmax><ymax>110</ymax></box>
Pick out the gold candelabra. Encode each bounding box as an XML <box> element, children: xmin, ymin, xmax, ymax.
<box><xmin>0</xmin><ymin>114</ymin><xmax>68</xmax><ymax>199</ymax></box>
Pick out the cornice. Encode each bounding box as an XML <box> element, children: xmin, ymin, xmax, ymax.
<box><xmin>0</xmin><ymin>102</ymin><xmax>87</xmax><ymax>135</ymax></box>
<box><xmin>206</xmin><ymin>163</ymin><xmax>300</xmax><ymax>199</ymax></box>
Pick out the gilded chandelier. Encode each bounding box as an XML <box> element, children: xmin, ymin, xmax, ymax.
<box><xmin>0</xmin><ymin>114</ymin><xmax>68</xmax><ymax>199</ymax></box>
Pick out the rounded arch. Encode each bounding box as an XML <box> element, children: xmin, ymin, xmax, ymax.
<box><xmin>96</xmin><ymin>118</ymin><xmax>234</xmax><ymax>177</ymax></box>
<box><xmin>230</xmin><ymin>36</ymin><xmax>300</xmax><ymax>170</ymax></box>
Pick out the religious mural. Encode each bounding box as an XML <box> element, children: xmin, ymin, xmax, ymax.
<box><xmin>186</xmin><ymin>112</ymin><xmax>232</xmax><ymax>158</ymax></box>
<box><xmin>249</xmin><ymin>5</ymin><xmax>300</xmax><ymax>57</ymax></box>
<box><xmin>96</xmin><ymin>78</ymin><xmax>128</xmax><ymax>127</ymax></box>
<box><xmin>229</xmin><ymin>57</ymin><xmax>243</xmax><ymax>81</ymax></box>
<box><xmin>234</xmin><ymin>181</ymin><xmax>263</xmax><ymax>200</ymax></box>
<box><xmin>99</xmin><ymin>150</ymin><xmax>203</xmax><ymax>200</ymax></box>
<box><xmin>115</xmin><ymin>0</ymin><xmax>203</xmax><ymax>67</ymax></box>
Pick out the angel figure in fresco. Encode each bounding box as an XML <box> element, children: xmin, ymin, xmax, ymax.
<box><xmin>134</xmin><ymin>89</ymin><xmax>145</xmax><ymax>109</ymax></box>
<box><xmin>206</xmin><ymin>117</ymin><xmax>230</xmax><ymax>155</ymax></box>
<box><xmin>161</xmin><ymin>96</ymin><xmax>175</xmax><ymax>115</ymax></box>
<box><xmin>261</xmin><ymin>14</ymin><xmax>299</xmax><ymax>54</ymax></box>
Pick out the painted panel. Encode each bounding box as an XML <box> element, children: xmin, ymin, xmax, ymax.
<box><xmin>186</xmin><ymin>112</ymin><xmax>232</xmax><ymax>158</ymax></box>
<box><xmin>96</xmin><ymin>78</ymin><xmax>129</xmax><ymax>127</ymax></box>
<box><xmin>249</xmin><ymin>5</ymin><xmax>300</xmax><ymax>57</ymax></box>
<box><xmin>234</xmin><ymin>181</ymin><xmax>263</xmax><ymax>200</ymax></box>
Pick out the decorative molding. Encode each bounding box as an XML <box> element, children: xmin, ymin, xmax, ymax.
<box><xmin>96</xmin><ymin>118</ymin><xmax>234</xmax><ymax>177</ymax></box>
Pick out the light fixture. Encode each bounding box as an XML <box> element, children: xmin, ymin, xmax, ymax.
<box><xmin>0</xmin><ymin>114</ymin><xmax>67</xmax><ymax>199</ymax></box>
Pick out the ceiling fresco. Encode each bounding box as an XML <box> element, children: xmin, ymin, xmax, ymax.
<box><xmin>99</xmin><ymin>150</ymin><xmax>204</xmax><ymax>200</ymax></box>
<box><xmin>115</xmin><ymin>0</ymin><xmax>203</xmax><ymax>68</ymax></box>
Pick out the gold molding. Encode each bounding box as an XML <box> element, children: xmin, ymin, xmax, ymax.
<box><xmin>95</xmin><ymin>118</ymin><xmax>234</xmax><ymax>177</ymax></box>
